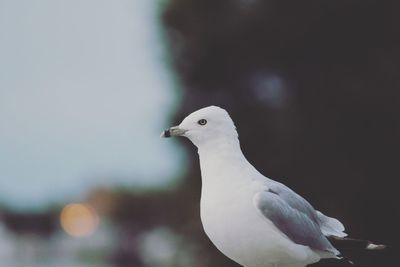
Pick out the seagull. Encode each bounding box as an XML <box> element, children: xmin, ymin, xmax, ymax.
<box><xmin>161</xmin><ymin>106</ymin><xmax>385</xmax><ymax>267</ymax></box>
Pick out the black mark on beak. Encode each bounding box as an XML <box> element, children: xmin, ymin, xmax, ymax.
<box><xmin>164</xmin><ymin>129</ymin><xmax>171</xmax><ymax>138</ymax></box>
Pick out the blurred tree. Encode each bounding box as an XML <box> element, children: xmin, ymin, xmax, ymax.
<box><xmin>1</xmin><ymin>210</ymin><xmax>58</xmax><ymax>238</ymax></box>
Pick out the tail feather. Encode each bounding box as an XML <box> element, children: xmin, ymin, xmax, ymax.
<box><xmin>337</xmin><ymin>254</ymin><xmax>354</xmax><ymax>265</ymax></box>
<box><xmin>329</xmin><ymin>237</ymin><xmax>386</xmax><ymax>266</ymax></box>
<box><xmin>328</xmin><ymin>236</ymin><xmax>386</xmax><ymax>251</ymax></box>
<box><xmin>316</xmin><ymin>211</ymin><xmax>347</xmax><ymax>237</ymax></box>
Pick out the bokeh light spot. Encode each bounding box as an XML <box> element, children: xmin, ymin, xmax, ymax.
<box><xmin>60</xmin><ymin>203</ymin><xmax>99</xmax><ymax>237</ymax></box>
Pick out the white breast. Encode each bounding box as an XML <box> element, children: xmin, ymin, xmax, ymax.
<box><xmin>199</xmin><ymin>157</ymin><xmax>319</xmax><ymax>267</ymax></box>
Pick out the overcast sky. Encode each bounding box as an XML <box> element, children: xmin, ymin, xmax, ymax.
<box><xmin>0</xmin><ymin>0</ymin><xmax>185</xmax><ymax>210</ymax></box>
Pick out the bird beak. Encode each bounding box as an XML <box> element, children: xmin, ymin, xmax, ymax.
<box><xmin>161</xmin><ymin>126</ymin><xmax>187</xmax><ymax>138</ymax></box>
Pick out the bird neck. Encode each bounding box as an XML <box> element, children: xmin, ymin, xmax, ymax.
<box><xmin>197</xmin><ymin>137</ymin><xmax>254</xmax><ymax>193</ymax></box>
<box><xmin>198</xmin><ymin>135</ymin><xmax>242</xmax><ymax>155</ymax></box>
<box><xmin>197</xmin><ymin>137</ymin><xmax>247</xmax><ymax>171</ymax></box>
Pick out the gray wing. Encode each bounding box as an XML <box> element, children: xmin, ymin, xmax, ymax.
<box><xmin>253</xmin><ymin>187</ymin><xmax>339</xmax><ymax>254</ymax></box>
<box><xmin>266</xmin><ymin>180</ymin><xmax>320</xmax><ymax>224</ymax></box>
<box><xmin>266</xmin><ymin>180</ymin><xmax>347</xmax><ymax>237</ymax></box>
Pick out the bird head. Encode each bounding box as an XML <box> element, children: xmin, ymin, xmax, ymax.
<box><xmin>161</xmin><ymin>106</ymin><xmax>238</xmax><ymax>148</ymax></box>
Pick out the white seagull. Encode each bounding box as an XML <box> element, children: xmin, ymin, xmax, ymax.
<box><xmin>162</xmin><ymin>106</ymin><xmax>384</xmax><ymax>267</ymax></box>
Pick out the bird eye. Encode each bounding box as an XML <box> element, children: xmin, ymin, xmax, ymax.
<box><xmin>198</xmin><ymin>119</ymin><xmax>207</xmax><ymax>125</ymax></box>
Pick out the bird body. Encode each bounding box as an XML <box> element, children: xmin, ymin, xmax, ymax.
<box><xmin>198</xmin><ymin>136</ymin><xmax>322</xmax><ymax>267</ymax></box>
<box><xmin>162</xmin><ymin>105</ymin><xmax>384</xmax><ymax>267</ymax></box>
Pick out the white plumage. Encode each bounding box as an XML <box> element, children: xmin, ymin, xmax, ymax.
<box><xmin>162</xmin><ymin>106</ymin><xmax>347</xmax><ymax>267</ymax></box>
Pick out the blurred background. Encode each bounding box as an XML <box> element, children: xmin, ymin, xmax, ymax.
<box><xmin>0</xmin><ymin>0</ymin><xmax>398</xmax><ymax>266</ymax></box>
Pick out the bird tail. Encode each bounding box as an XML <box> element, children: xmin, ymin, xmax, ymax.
<box><xmin>328</xmin><ymin>236</ymin><xmax>386</xmax><ymax>265</ymax></box>
<box><xmin>328</xmin><ymin>236</ymin><xmax>386</xmax><ymax>251</ymax></box>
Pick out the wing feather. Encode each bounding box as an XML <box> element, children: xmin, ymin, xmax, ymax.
<box><xmin>253</xmin><ymin>189</ymin><xmax>339</xmax><ymax>254</ymax></box>
<box><xmin>266</xmin><ymin>180</ymin><xmax>346</xmax><ymax>238</ymax></box>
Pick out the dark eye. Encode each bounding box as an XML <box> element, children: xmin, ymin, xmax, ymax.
<box><xmin>198</xmin><ymin>119</ymin><xmax>207</xmax><ymax>125</ymax></box>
